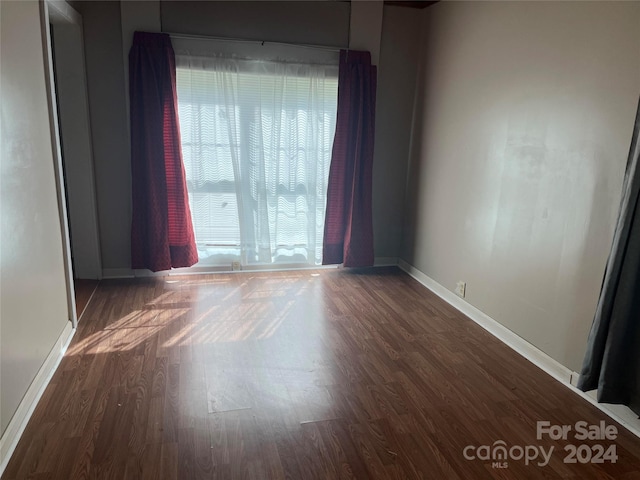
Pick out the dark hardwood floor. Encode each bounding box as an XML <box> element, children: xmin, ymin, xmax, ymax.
<box><xmin>74</xmin><ymin>278</ymin><xmax>100</xmax><ymax>320</ymax></box>
<box><xmin>4</xmin><ymin>267</ymin><xmax>640</xmax><ymax>479</ymax></box>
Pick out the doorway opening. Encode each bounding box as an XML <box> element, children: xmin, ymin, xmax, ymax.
<box><xmin>44</xmin><ymin>1</ymin><xmax>102</xmax><ymax>324</ymax></box>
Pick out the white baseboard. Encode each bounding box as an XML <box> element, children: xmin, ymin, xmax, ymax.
<box><xmin>397</xmin><ymin>259</ymin><xmax>640</xmax><ymax>438</ymax></box>
<box><xmin>397</xmin><ymin>259</ymin><xmax>572</xmax><ymax>383</ymax></box>
<box><xmin>103</xmin><ymin>263</ymin><xmax>342</xmax><ymax>279</ymax></box>
<box><xmin>102</xmin><ymin>267</ymin><xmax>135</xmax><ymax>279</ymax></box>
<box><xmin>102</xmin><ymin>257</ymin><xmax>399</xmax><ymax>279</ymax></box>
<box><xmin>0</xmin><ymin>320</ymin><xmax>75</xmax><ymax>476</ymax></box>
<box><xmin>77</xmin><ymin>281</ymin><xmax>99</xmax><ymax>324</ymax></box>
<box><xmin>374</xmin><ymin>257</ymin><xmax>398</xmax><ymax>267</ymax></box>
<box><xmin>102</xmin><ymin>267</ymin><xmax>198</xmax><ymax>279</ymax></box>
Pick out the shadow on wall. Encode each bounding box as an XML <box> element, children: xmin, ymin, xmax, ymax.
<box><xmin>482</xmin><ymin>97</ymin><xmax>622</xmax><ymax>370</ymax></box>
<box><xmin>399</xmin><ymin>47</ymin><xmax>428</xmax><ymax>265</ymax></box>
<box><xmin>563</xmin><ymin>144</ymin><xmax>624</xmax><ymax>370</ymax></box>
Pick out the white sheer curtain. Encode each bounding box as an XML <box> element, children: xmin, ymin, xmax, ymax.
<box><xmin>175</xmin><ymin>51</ymin><xmax>338</xmax><ymax>266</ymax></box>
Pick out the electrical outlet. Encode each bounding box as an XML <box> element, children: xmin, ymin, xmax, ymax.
<box><xmin>455</xmin><ymin>281</ymin><xmax>466</xmax><ymax>298</ymax></box>
<box><xmin>232</xmin><ymin>261</ymin><xmax>241</xmax><ymax>271</ymax></box>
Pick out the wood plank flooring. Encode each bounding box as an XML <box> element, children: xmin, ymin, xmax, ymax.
<box><xmin>4</xmin><ymin>267</ymin><xmax>640</xmax><ymax>479</ymax></box>
<box><xmin>74</xmin><ymin>279</ymin><xmax>99</xmax><ymax>320</ymax></box>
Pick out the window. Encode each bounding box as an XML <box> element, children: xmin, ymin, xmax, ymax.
<box><xmin>175</xmin><ymin>45</ymin><xmax>338</xmax><ymax>267</ymax></box>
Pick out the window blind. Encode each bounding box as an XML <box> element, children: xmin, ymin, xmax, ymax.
<box><xmin>175</xmin><ymin>44</ymin><xmax>338</xmax><ymax>266</ymax></box>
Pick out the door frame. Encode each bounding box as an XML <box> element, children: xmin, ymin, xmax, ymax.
<box><xmin>41</xmin><ymin>0</ymin><xmax>101</xmax><ymax>327</ymax></box>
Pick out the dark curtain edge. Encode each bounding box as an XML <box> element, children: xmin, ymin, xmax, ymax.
<box><xmin>322</xmin><ymin>48</ymin><xmax>376</xmax><ymax>267</ymax></box>
<box><xmin>577</xmin><ymin>96</ymin><xmax>640</xmax><ymax>416</ymax></box>
<box><xmin>129</xmin><ymin>30</ymin><xmax>198</xmax><ymax>272</ymax></box>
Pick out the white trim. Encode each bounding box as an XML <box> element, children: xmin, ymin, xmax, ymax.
<box><xmin>46</xmin><ymin>0</ymin><xmax>81</xmax><ymax>24</ymax></box>
<box><xmin>580</xmin><ymin>389</ymin><xmax>640</xmax><ymax>435</ymax></box>
<box><xmin>374</xmin><ymin>257</ymin><xmax>398</xmax><ymax>267</ymax></box>
<box><xmin>102</xmin><ymin>263</ymin><xmax>341</xmax><ymax>279</ymax></box>
<box><xmin>570</xmin><ymin>371</ymin><xmax>580</xmax><ymax>387</ymax></box>
<box><xmin>76</xmin><ymin>282</ymin><xmax>99</xmax><ymax>323</ymax></box>
<box><xmin>41</xmin><ymin>1</ymin><xmax>78</xmax><ymax>327</ymax></box>
<box><xmin>0</xmin><ymin>321</ymin><xmax>75</xmax><ymax>476</ymax></box>
<box><xmin>397</xmin><ymin>259</ymin><xmax>640</xmax><ymax>439</ymax></box>
<box><xmin>102</xmin><ymin>268</ymin><xmax>136</xmax><ymax>279</ymax></box>
<box><xmin>397</xmin><ymin>259</ymin><xmax>572</xmax><ymax>383</ymax></box>
<box><xmin>103</xmin><ymin>260</ymin><xmax>397</xmax><ymax>279</ymax></box>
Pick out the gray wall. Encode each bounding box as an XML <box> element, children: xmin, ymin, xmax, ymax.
<box><xmin>1</xmin><ymin>0</ymin><xmax>70</xmax><ymax>434</ymax></box>
<box><xmin>79</xmin><ymin>1</ymin><xmax>131</xmax><ymax>271</ymax></box>
<box><xmin>372</xmin><ymin>5</ymin><xmax>420</xmax><ymax>259</ymax></box>
<box><xmin>402</xmin><ymin>1</ymin><xmax>640</xmax><ymax>371</ymax></box>
<box><xmin>52</xmin><ymin>22</ymin><xmax>102</xmax><ymax>279</ymax></box>
<box><xmin>161</xmin><ymin>1</ymin><xmax>350</xmax><ymax>47</ymax></box>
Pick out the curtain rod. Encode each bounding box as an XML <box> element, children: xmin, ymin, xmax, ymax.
<box><xmin>166</xmin><ymin>32</ymin><xmax>343</xmax><ymax>54</ymax></box>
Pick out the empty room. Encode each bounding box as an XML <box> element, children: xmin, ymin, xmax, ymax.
<box><xmin>2</xmin><ymin>0</ymin><xmax>640</xmax><ymax>478</ymax></box>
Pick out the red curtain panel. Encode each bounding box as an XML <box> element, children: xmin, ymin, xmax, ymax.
<box><xmin>323</xmin><ymin>50</ymin><xmax>377</xmax><ymax>267</ymax></box>
<box><xmin>129</xmin><ymin>32</ymin><xmax>198</xmax><ymax>272</ymax></box>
